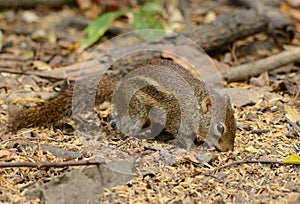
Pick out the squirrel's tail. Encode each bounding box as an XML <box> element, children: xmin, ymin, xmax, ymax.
<box><xmin>7</xmin><ymin>75</ymin><xmax>121</xmax><ymax>132</ymax></box>
<box><xmin>8</xmin><ymin>89</ymin><xmax>73</xmax><ymax>131</ymax></box>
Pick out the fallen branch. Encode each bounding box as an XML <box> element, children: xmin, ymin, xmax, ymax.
<box><xmin>187</xmin><ymin>9</ymin><xmax>269</xmax><ymax>53</ymax></box>
<box><xmin>0</xmin><ymin>160</ymin><xmax>105</xmax><ymax>168</ymax></box>
<box><xmin>232</xmin><ymin>0</ymin><xmax>295</xmax><ymax>44</ymax></box>
<box><xmin>0</xmin><ymin>62</ymin><xmax>81</xmax><ymax>81</ymax></box>
<box><xmin>1</xmin><ymin>137</ymin><xmax>61</xmax><ymax>144</ymax></box>
<box><xmin>209</xmin><ymin>159</ymin><xmax>285</xmax><ymax>175</ymax></box>
<box><xmin>0</xmin><ymin>0</ymin><xmax>76</xmax><ymax>8</ymax></box>
<box><xmin>221</xmin><ymin>46</ymin><xmax>300</xmax><ymax>82</ymax></box>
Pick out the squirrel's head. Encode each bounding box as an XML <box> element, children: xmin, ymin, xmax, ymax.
<box><xmin>201</xmin><ymin>93</ymin><xmax>236</xmax><ymax>151</ymax></box>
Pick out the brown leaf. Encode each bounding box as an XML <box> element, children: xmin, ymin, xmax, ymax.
<box><xmin>183</xmin><ymin>153</ymin><xmax>200</xmax><ymax>164</ymax></box>
<box><xmin>0</xmin><ymin>150</ymin><xmax>16</xmax><ymax>161</ymax></box>
<box><xmin>285</xmin><ymin>104</ymin><xmax>300</xmax><ymax>123</ymax></box>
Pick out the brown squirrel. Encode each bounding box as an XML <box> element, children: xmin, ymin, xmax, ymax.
<box><xmin>8</xmin><ymin>59</ymin><xmax>236</xmax><ymax>151</ymax></box>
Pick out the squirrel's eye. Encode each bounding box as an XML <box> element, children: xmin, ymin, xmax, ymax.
<box><xmin>110</xmin><ymin>119</ymin><xmax>118</xmax><ymax>129</ymax></box>
<box><xmin>217</xmin><ymin>124</ymin><xmax>224</xmax><ymax>134</ymax></box>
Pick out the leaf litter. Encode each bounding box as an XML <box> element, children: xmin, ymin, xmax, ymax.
<box><xmin>0</xmin><ymin>2</ymin><xmax>300</xmax><ymax>203</ymax></box>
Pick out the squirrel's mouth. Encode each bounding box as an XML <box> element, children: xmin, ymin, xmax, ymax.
<box><xmin>201</xmin><ymin>136</ymin><xmax>234</xmax><ymax>152</ymax></box>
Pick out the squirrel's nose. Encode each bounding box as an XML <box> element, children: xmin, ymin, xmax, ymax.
<box><xmin>110</xmin><ymin>119</ymin><xmax>118</xmax><ymax>129</ymax></box>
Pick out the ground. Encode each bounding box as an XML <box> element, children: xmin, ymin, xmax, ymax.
<box><xmin>0</xmin><ymin>1</ymin><xmax>300</xmax><ymax>203</ymax></box>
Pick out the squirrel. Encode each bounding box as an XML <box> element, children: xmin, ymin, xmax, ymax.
<box><xmin>8</xmin><ymin>59</ymin><xmax>236</xmax><ymax>151</ymax></box>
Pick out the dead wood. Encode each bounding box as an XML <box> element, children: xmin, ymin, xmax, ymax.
<box><xmin>220</xmin><ymin>46</ymin><xmax>300</xmax><ymax>82</ymax></box>
<box><xmin>0</xmin><ymin>160</ymin><xmax>104</xmax><ymax>168</ymax></box>
<box><xmin>232</xmin><ymin>0</ymin><xmax>295</xmax><ymax>44</ymax></box>
<box><xmin>0</xmin><ymin>0</ymin><xmax>77</xmax><ymax>8</ymax></box>
<box><xmin>0</xmin><ymin>63</ymin><xmax>81</xmax><ymax>80</ymax></box>
<box><xmin>0</xmin><ymin>137</ymin><xmax>60</xmax><ymax>144</ymax></box>
<box><xmin>187</xmin><ymin>9</ymin><xmax>269</xmax><ymax>53</ymax></box>
<box><xmin>0</xmin><ymin>10</ymin><xmax>270</xmax><ymax>81</ymax></box>
<box><xmin>208</xmin><ymin>159</ymin><xmax>285</xmax><ymax>175</ymax></box>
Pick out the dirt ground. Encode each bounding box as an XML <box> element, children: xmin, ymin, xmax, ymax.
<box><xmin>0</xmin><ymin>0</ymin><xmax>299</xmax><ymax>203</ymax></box>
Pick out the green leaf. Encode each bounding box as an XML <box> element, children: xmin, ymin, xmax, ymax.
<box><xmin>133</xmin><ymin>10</ymin><xmax>164</xmax><ymax>30</ymax></box>
<box><xmin>142</xmin><ymin>1</ymin><xmax>164</xmax><ymax>15</ymax></box>
<box><xmin>79</xmin><ymin>9</ymin><xmax>128</xmax><ymax>51</ymax></box>
<box><xmin>284</xmin><ymin>155</ymin><xmax>300</xmax><ymax>164</ymax></box>
<box><xmin>132</xmin><ymin>3</ymin><xmax>165</xmax><ymax>42</ymax></box>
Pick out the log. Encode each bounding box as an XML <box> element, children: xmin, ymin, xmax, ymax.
<box><xmin>232</xmin><ymin>0</ymin><xmax>295</xmax><ymax>44</ymax></box>
<box><xmin>0</xmin><ymin>0</ymin><xmax>77</xmax><ymax>8</ymax></box>
<box><xmin>220</xmin><ymin>46</ymin><xmax>300</xmax><ymax>82</ymax></box>
<box><xmin>186</xmin><ymin>9</ymin><xmax>269</xmax><ymax>53</ymax></box>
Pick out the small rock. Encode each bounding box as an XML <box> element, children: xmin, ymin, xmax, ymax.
<box><xmin>226</xmin><ymin>87</ymin><xmax>259</xmax><ymax>107</ymax></box>
<box><xmin>21</xmin><ymin>11</ymin><xmax>40</xmax><ymax>23</ymax></box>
<box><xmin>226</xmin><ymin>87</ymin><xmax>282</xmax><ymax>108</ymax></box>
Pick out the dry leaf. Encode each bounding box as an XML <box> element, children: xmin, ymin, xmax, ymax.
<box><xmin>241</xmin><ymin>146</ymin><xmax>259</xmax><ymax>153</ymax></box>
<box><xmin>0</xmin><ymin>150</ymin><xmax>16</xmax><ymax>160</ymax></box>
<box><xmin>183</xmin><ymin>153</ymin><xmax>200</xmax><ymax>164</ymax></box>
<box><xmin>33</xmin><ymin>60</ymin><xmax>52</xmax><ymax>71</ymax></box>
<box><xmin>285</xmin><ymin>104</ymin><xmax>300</xmax><ymax>123</ymax></box>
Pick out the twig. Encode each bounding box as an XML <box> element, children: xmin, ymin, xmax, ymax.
<box><xmin>250</xmin><ymin>129</ymin><xmax>270</xmax><ymax>134</ymax></box>
<box><xmin>287</xmin><ymin>119</ymin><xmax>300</xmax><ymax>132</ymax></box>
<box><xmin>221</xmin><ymin>46</ymin><xmax>300</xmax><ymax>82</ymax></box>
<box><xmin>209</xmin><ymin>159</ymin><xmax>285</xmax><ymax>175</ymax></box>
<box><xmin>0</xmin><ymin>62</ymin><xmax>81</xmax><ymax>80</ymax></box>
<box><xmin>0</xmin><ymin>160</ymin><xmax>105</xmax><ymax>168</ymax></box>
<box><xmin>0</xmin><ymin>137</ymin><xmax>61</xmax><ymax>144</ymax></box>
<box><xmin>116</xmin><ymin>137</ymin><xmax>135</xmax><ymax>148</ymax></box>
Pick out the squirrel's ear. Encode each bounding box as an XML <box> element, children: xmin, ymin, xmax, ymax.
<box><xmin>201</xmin><ymin>96</ymin><xmax>213</xmax><ymax>114</ymax></box>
